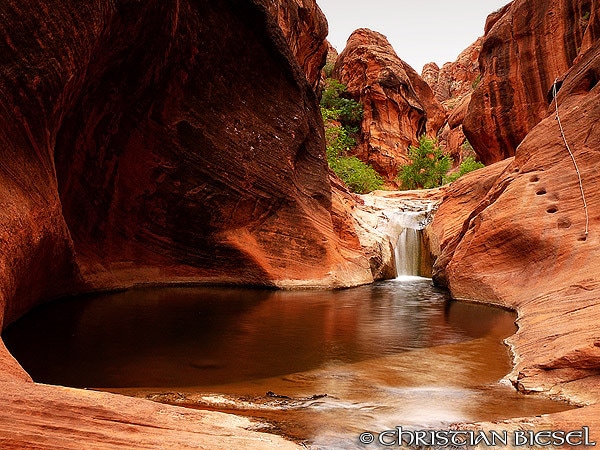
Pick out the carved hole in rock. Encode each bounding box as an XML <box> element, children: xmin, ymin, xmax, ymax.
<box><xmin>2</xmin><ymin>280</ymin><xmax>575</xmax><ymax>443</ymax></box>
<box><xmin>547</xmin><ymin>206</ymin><xmax>559</xmax><ymax>214</ymax></box>
<box><xmin>536</xmin><ymin>188</ymin><xmax>547</xmax><ymax>195</ymax></box>
<box><xmin>579</xmin><ymin>235</ymin><xmax>588</xmax><ymax>242</ymax></box>
<box><xmin>557</xmin><ymin>217</ymin><xmax>572</xmax><ymax>229</ymax></box>
<box><xmin>530</xmin><ymin>175</ymin><xmax>540</xmax><ymax>183</ymax></box>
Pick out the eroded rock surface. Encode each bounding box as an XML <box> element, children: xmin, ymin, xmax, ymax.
<box><xmin>431</xmin><ymin>39</ymin><xmax>600</xmax><ymax>429</ymax></box>
<box><xmin>333</xmin><ymin>29</ymin><xmax>446</xmax><ymax>184</ymax></box>
<box><xmin>464</xmin><ymin>0</ymin><xmax>599</xmax><ymax>164</ymax></box>
<box><xmin>267</xmin><ymin>0</ymin><xmax>329</xmax><ymax>90</ymax></box>
<box><xmin>0</xmin><ymin>0</ymin><xmax>375</xmax><ymax>447</ymax></box>
<box><xmin>423</xmin><ymin>38</ymin><xmax>482</xmax><ymax>105</ymax></box>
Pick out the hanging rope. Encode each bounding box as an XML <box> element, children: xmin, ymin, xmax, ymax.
<box><xmin>552</xmin><ymin>78</ymin><xmax>589</xmax><ymax>237</ymax></box>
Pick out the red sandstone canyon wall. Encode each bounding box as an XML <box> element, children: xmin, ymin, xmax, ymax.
<box><xmin>333</xmin><ymin>29</ymin><xmax>446</xmax><ymax>183</ymax></box>
<box><xmin>463</xmin><ymin>0</ymin><xmax>599</xmax><ymax>164</ymax></box>
<box><xmin>0</xmin><ymin>0</ymin><xmax>376</xmax><ymax>447</ymax></box>
<box><xmin>423</xmin><ymin>39</ymin><xmax>483</xmax><ymax>163</ymax></box>
<box><xmin>0</xmin><ymin>0</ymin><xmax>376</xmax><ymax>334</ymax></box>
<box><xmin>431</xmin><ymin>37</ymin><xmax>600</xmax><ymax>402</ymax></box>
<box><xmin>267</xmin><ymin>0</ymin><xmax>329</xmax><ymax>91</ymax></box>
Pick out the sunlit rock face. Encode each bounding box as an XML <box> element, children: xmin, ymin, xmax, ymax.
<box><xmin>430</xmin><ymin>39</ymin><xmax>600</xmax><ymax>417</ymax></box>
<box><xmin>424</xmin><ymin>38</ymin><xmax>483</xmax><ymax>164</ymax></box>
<box><xmin>463</xmin><ymin>0</ymin><xmax>599</xmax><ymax>164</ymax></box>
<box><xmin>333</xmin><ymin>28</ymin><xmax>446</xmax><ymax>184</ymax></box>
<box><xmin>423</xmin><ymin>38</ymin><xmax>483</xmax><ymax>104</ymax></box>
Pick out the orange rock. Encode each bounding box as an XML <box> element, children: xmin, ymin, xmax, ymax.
<box><xmin>267</xmin><ymin>0</ymin><xmax>329</xmax><ymax>91</ymax></box>
<box><xmin>463</xmin><ymin>0</ymin><xmax>599</xmax><ymax>164</ymax></box>
<box><xmin>430</xmin><ymin>39</ymin><xmax>600</xmax><ymax>426</ymax></box>
<box><xmin>0</xmin><ymin>0</ymin><xmax>377</xmax><ymax>447</ymax></box>
<box><xmin>423</xmin><ymin>39</ymin><xmax>482</xmax><ymax>166</ymax></box>
<box><xmin>333</xmin><ymin>29</ymin><xmax>446</xmax><ymax>184</ymax></box>
<box><xmin>423</xmin><ymin>38</ymin><xmax>483</xmax><ymax>104</ymax></box>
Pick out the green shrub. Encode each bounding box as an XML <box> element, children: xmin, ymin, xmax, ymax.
<box><xmin>320</xmin><ymin>77</ymin><xmax>381</xmax><ymax>193</ymax></box>
<box><xmin>320</xmin><ymin>79</ymin><xmax>363</xmax><ymax>126</ymax></box>
<box><xmin>444</xmin><ymin>156</ymin><xmax>485</xmax><ymax>183</ymax></box>
<box><xmin>325</xmin><ymin>125</ymin><xmax>356</xmax><ymax>160</ymax></box>
<box><xmin>398</xmin><ymin>136</ymin><xmax>453</xmax><ymax>190</ymax></box>
<box><xmin>329</xmin><ymin>156</ymin><xmax>384</xmax><ymax>194</ymax></box>
<box><xmin>323</xmin><ymin>60</ymin><xmax>335</xmax><ymax>78</ymax></box>
<box><xmin>461</xmin><ymin>139</ymin><xmax>474</xmax><ymax>153</ymax></box>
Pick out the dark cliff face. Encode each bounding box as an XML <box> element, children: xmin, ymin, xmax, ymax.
<box><xmin>0</xmin><ymin>0</ymin><xmax>371</xmax><ymax>327</ymax></box>
<box><xmin>464</xmin><ymin>0</ymin><xmax>599</xmax><ymax>164</ymax></box>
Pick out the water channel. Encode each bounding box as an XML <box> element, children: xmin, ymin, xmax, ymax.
<box><xmin>2</xmin><ymin>208</ymin><xmax>574</xmax><ymax>448</ymax></box>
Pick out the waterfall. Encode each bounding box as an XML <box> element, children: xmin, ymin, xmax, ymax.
<box><xmin>388</xmin><ymin>210</ymin><xmax>427</xmax><ymax>277</ymax></box>
<box><xmin>359</xmin><ymin>195</ymin><xmax>437</xmax><ymax>280</ymax></box>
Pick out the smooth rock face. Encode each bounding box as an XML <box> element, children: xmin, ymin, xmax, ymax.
<box><xmin>0</xmin><ymin>0</ymin><xmax>375</xmax><ymax>447</ymax></box>
<box><xmin>45</xmin><ymin>0</ymin><xmax>372</xmax><ymax>294</ymax></box>
<box><xmin>333</xmin><ymin>29</ymin><xmax>446</xmax><ymax>183</ymax></box>
<box><xmin>431</xmin><ymin>39</ymin><xmax>600</xmax><ymax>423</ymax></box>
<box><xmin>463</xmin><ymin>0</ymin><xmax>599</xmax><ymax>164</ymax></box>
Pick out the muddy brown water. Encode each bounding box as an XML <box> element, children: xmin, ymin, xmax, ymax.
<box><xmin>3</xmin><ymin>278</ymin><xmax>573</xmax><ymax>448</ymax></box>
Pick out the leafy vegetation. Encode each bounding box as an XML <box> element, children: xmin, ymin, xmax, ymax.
<box><xmin>398</xmin><ymin>136</ymin><xmax>452</xmax><ymax>190</ymax></box>
<box><xmin>320</xmin><ymin>79</ymin><xmax>363</xmax><ymax>126</ymax></box>
<box><xmin>329</xmin><ymin>156</ymin><xmax>384</xmax><ymax>194</ymax></box>
<box><xmin>444</xmin><ymin>156</ymin><xmax>485</xmax><ymax>183</ymax></box>
<box><xmin>398</xmin><ymin>137</ymin><xmax>485</xmax><ymax>189</ymax></box>
<box><xmin>320</xmin><ymin>78</ymin><xmax>383</xmax><ymax>194</ymax></box>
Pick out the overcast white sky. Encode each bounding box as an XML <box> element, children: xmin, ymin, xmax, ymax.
<box><xmin>317</xmin><ymin>0</ymin><xmax>511</xmax><ymax>73</ymax></box>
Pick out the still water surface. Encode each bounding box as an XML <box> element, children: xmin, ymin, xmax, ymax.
<box><xmin>3</xmin><ymin>278</ymin><xmax>572</xmax><ymax>448</ymax></box>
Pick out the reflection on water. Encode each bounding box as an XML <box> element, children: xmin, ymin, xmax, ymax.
<box><xmin>3</xmin><ymin>278</ymin><xmax>573</xmax><ymax>448</ymax></box>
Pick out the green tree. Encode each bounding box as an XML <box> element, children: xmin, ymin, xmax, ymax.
<box><xmin>398</xmin><ymin>136</ymin><xmax>452</xmax><ymax>190</ymax></box>
<box><xmin>320</xmin><ymin>79</ymin><xmax>363</xmax><ymax>127</ymax></box>
<box><xmin>329</xmin><ymin>156</ymin><xmax>384</xmax><ymax>194</ymax></box>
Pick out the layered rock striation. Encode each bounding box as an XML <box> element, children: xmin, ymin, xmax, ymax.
<box><xmin>0</xmin><ymin>0</ymin><xmax>380</xmax><ymax>447</ymax></box>
<box><xmin>422</xmin><ymin>39</ymin><xmax>483</xmax><ymax>163</ymax></box>
<box><xmin>267</xmin><ymin>0</ymin><xmax>329</xmax><ymax>90</ymax></box>
<box><xmin>422</xmin><ymin>37</ymin><xmax>483</xmax><ymax>105</ymax></box>
<box><xmin>464</xmin><ymin>0</ymin><xmax>599</xmax><ymax>164</ymax></box>
<box><xmin>431</xmin><ymin>38</ymin><xmax>600</xmax><ymax>425</ymax></box>
<box><xmin>333</xmin><ymin>29</ymin><xmax>446</xmax><ymax>183</ymax></box>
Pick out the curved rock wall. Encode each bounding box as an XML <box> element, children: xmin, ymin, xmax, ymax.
<box><xmin>432</xmin><ymin>39</ymin><xmax>600</xmax><ymax>412</ymax></box>
<box><xmin>464</xmin><ymin>0</ymin><xmax>599</xmax><ymax>164</ymax></box>
<box><xmin>267</xmin><ymin>0</ymin><xmax>329</xmax><ymax>91</ymax></box>
<box><xmin>333</xmin><ymin>29</ymin><xmax>446</xmax><ymax>183</ymax></box>
<box><xmin>1</xmin><ymin>0</ymin><xmax>374</xmax><ymax>333</ymax></box>
<box><xmin>0</xmin><ymin>1</ymin><xmax>372</xmax><ymax>446</ymax></box>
